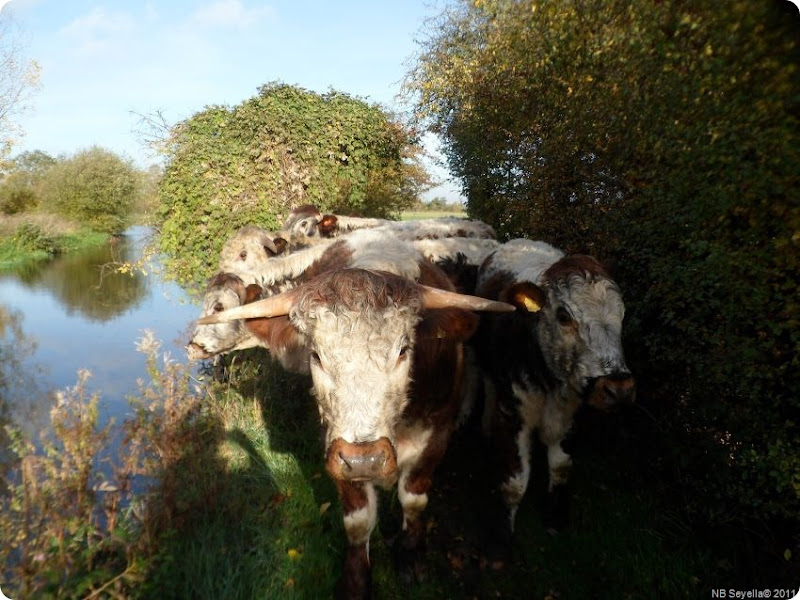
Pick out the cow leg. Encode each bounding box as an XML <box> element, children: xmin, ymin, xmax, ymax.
<box><xmin>483</xmin><ymin>381</ymin><xmax>534</xmax><ymax>566</ymax></box>
<box><xmin>393</xmin><ymin>424</ymin><xmax>452</xmax><ymax>583</ymax></box>
<box><xmin>542</xmin><ymin>439</ymin><xmax>572</xmax><ymax>532</ymax></box>
<box><xmin>540</xmin><ymin>397</ymin><xmax>577</xmax><ymax>533</ymax></box>
<box><xmin>336</xmin><ymin>481</ymin><xmax>377</xmax><ymax>600</ymax></box>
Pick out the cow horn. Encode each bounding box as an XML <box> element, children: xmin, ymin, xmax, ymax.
<box><xmin>419</xmin><ymin>285</ymin><xmax>516</xmax><ymax>312</ymax></box>
<box><xmin>196</xmin><ymin>289</ymin><xmax>298</xmax><ymax>324</ymax></box>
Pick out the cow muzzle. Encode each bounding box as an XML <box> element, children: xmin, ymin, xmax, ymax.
<box><xmin>587</xmin><ymin>373</ymin><xmax>636</xmax><ymax>410</ymax></box>
<box><xmin>326</xmin><ymin>437</ymin><xmax>397</xmax><ymax>482</ymax></box>
<box><xmin>186</xmin><ymin>342</ymin><xmax>212</xmax><ymax>360</ymax></box>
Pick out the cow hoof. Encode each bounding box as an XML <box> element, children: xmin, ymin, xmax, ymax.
<box><xmin>394</xmin><ymin>545</ymin><xmax>427</xmax><ymax>584</ymax></box>
<box><xmin>335</xmin><ymin>577</ymin><xmax>372</xmax><ymax>600</ymax></box>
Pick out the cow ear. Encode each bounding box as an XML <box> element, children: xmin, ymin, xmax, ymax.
<box><xmin>318</xmin><ymin>214</ymin><xmax>338</xmax><ymax>237</ymax></box>
<box><xmin>244</xmin><ymin>284</ymin><xmax>263</xmax><ymax>304</ymax></box>
<box><xmin>507</xmin><ymin>282</ymin><xmax>545</xmax><ymax>313</ymax></box>
<box><xmin>272</xmin><ymin>237</ymin><xmax>289</xmax><ymax>255</ymax></box>
<box><xmin>419</xmin><ymin>309</ymin><xmax>480</xmax><ymax>342</ymax></box>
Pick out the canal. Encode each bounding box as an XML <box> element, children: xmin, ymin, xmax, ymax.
<box><xmin>0</xmin><ymin>226</ymin><xmax>201</xmax><ymax>442</ymax></box>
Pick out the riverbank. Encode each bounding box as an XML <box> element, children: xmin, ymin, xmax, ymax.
<box><xmin>0</xmin><ymin>213</ymin><xmax>110</xmax><ymax>270</ymax></box>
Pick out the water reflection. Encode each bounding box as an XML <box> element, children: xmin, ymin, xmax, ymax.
<box><xmin>0</xmin><ymin>306</ymin><xmax>47</xmax><ymax>466</ymax></box>
<box><xmin>0</xmin><ymin>226</ymin><xmax>201</xmax><ymax>452</ymax></box>
<box><xmin>6</xmin><ymin>236</ymin><xmax>148</xmax><ymax>322</ymax></box>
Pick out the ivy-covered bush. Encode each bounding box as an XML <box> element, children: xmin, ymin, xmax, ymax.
<box><xmin>156</xmin><ymin>83</ymin><xmax>429</xmax><ymax>286</ymax></box>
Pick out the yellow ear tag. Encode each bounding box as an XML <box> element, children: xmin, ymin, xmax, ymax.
<box><xmin>518</xmin><ymin>295</ymin><xmax>541</xmax><ymax>313</ymax></box>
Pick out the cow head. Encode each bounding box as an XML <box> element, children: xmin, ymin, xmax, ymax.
<box><xmin>508</xmin><ymin>255</ymin><xmax>635</xmax><ymax>410</ymax></box>
<box><xmin>187</xmin><ymin>273</ymin><xmax>263</xmax><ymax>360</ymax></box>
<box><xmin>218</xmin><ymin>225</ymin><xmax>288</xmax><ymax>282</ymax></box>
<box><xmin>197</xmin><ymin>268</ymin><xmax>514</xmax><ymax>484</ymax></box>
<box><xmin>283</xmin><ymin>204</ymin><xmax>323</xmax><ymax>238</ymax></box>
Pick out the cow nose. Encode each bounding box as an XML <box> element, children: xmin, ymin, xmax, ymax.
<box><xmin>326</xmin><ymin>438</ymin><xmax>397</xmax><ymax>482</ymax></box>
<box><xmin>603</xmin><ymin>373</ymin><xmax>636</xmax><ymax>405</ymax></box>
<box><xmin>339</xmin><ymin>451</ymin><xmax>386</xmax><ymax>477</ymax></box>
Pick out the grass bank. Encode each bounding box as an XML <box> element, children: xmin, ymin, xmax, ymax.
<box><xmin>1</xmin><ymin>339</ymin><xmax>715</xmax><ymax>599</ymax></box>
<box><xmin>401</xmin><ymin>209</ymin><xmax>467</xmax><ymax>220</ymax></box>
<box><xmin>0</xmin><ymin>213</ymin><xmax>110</xmax><ymax>270</ymax></box>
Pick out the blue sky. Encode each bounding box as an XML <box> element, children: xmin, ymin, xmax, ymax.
<box><xmin>2</xmin><ymin>0</ymin><xmax>462</xmax><ymax>201</ymax></box>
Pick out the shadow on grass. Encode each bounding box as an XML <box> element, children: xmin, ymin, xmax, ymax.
<box><xmin>148</xmin><ymin>351</ymin><xmax>715</xmax><ymax>600</ymax></box>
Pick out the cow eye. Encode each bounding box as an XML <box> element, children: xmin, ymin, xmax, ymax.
<box><xmin>213</xmin><ymin>302</ymin><xmax>224</xmax><ymax>313</ymax></box>
<box><xmin>239</xmin><ymin>250</ymin><xmax>247</xmax><ymax>260</ymax></box>
<box><xmin>556</xmin><ymin>307</ymin><xmax>573</xmax><ymax>325</ymax></box>
<box><xmin>310</xmin><ymin>351</ymin><xmax>322</xmax><ymax>365</ymax></box>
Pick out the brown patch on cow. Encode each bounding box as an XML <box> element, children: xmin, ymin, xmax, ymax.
<box><xmin>417</xmin><ymin>309</ymin><xmax>479</xmax><ymax>343</ymax></box>
<box><xmin>296</xmin><ymin>268</ymin><xmax>421</xmax><ymax>314</ymax></box>
<box><xmin>244</xmin><ymin>284</ymin><xmax>263</xmax><ymax>304</ymax></box>
<box><xmin>476</xmin><ymin>269</ymin><xmax>516</xmax><ymax>302</ymax></box>
<box><xmin>244</xmin><ymin>315</ymin><xmax>301</xmax><ymax>350</ymax></box>
<box><xmin>337</xmin><ymin>539</ymin><xmax>371</xmax><ymax>599</ymax></box>
<box><xmin>543</xmin><ymin>254</ymin><xmax>608</xmax><ymax>284</ymax></box>
<box><xmin>272</xmin><ymin>237</ymin><xmax>289</xmax><ymax>255</ymax></box>
<box><xmin>318</xmin><ymin>214</ymin><xmax>339</xmax><ymax>237</ymax></box>
<box><xmin>288</xmin><ymin>204</ymin><xmax>321</xmax><ymax>219</ymax></box>
<box><xmin>302</xmin><ymin>240</ymin><xmax>356</xmax><ymax>280</ymax></box>
<box><xmin>336</xmin><ymin>479</ymin><xmax>370</xmax><ymax>514</ymax></box>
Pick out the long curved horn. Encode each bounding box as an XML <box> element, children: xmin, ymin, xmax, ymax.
<box><xmin>419</xmin><ymin>285</ymin><xmax>516</xmax><ymax>312</ymax></box>
<box><xmin>196</xmin><ymin>288</ymin><xmax>299</xmax><ymax>325</ymax></box>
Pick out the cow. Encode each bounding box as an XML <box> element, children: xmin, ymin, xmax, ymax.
<box><xmin>282</xmin><ymin>204</ymin><xmax>496</xmax><ymax>243</ymax></box>
<box><xmin>282</xmin><ymin>204</ymin><xmax>387</xmax><ymax>240</ymax></box>
<box><xmin>197</xmin><ymin>258</ymin><xmax>514</xmax><ymax>599</ymax></box>
<box><xmin>472</xmin><ymin>239</ymin><xmax>635</xmax><ymax>564</ymax></box>
<box><xmin>218</xmin><ymin>225</ymin><xmax>289</xmax><ymax>284</ymax></box>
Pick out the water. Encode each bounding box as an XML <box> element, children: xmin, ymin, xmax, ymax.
<box><xmin>0</xmin><ymin>226</ymin><xmax>201</xmax><ymax>440</ymax></box>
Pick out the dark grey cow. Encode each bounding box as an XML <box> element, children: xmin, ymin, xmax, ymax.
<box><xmin>473</xmin><ymin>239</ymin><xmax>635</xmax><ymax>562</ymax></box>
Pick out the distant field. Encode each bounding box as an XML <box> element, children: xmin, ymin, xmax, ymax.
<box><xmin>401</xmin><ymin>209</ymin><xmax>467</xmax><ymax>220</ymax></box>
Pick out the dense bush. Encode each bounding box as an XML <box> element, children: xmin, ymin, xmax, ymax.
<box><xmin>0</xmin><ymin>172</ymin><xmax>36</xmax><ymax>214</ymax></box>
<box><xmin>156</xmin><ymin>82</ymin><xmax>430</xmax><ymax>285</ymax></box>
<box><xmin>407</xmin><ymin>0</ymin><xmax>800</xmax><ymax>570</ymax></box>
<box><xmin>38</xmin><ymin>146</ymin><xmax>140</xmax><ymax>235</ymax></box>
<box><xmin>0</xmin><ymin>150</ymin><xmax>56</xmax><ymax>214</ymax></box>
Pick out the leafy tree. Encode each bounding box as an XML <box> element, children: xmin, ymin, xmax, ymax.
<box><xmin>0</xmin><ymin>12</ymin><xmax>41</xmax><ymax>159</ymax></box>
<box><xmin>38</xmin><ymin>147</ymin><xmax>140</xmax><ymax>235</ymax></box>
<box><xmin>155</xmin><ymin>83</ymin><xmax>431</xmax><ymax>285</ymax></box>
<box><xmin>407</xmin><ymin>0</ymin><xmax>800</xmax><ymax>569</ymax></box>
<box><xmin>0</xmin><ymin>150</ymin><xmax>56</xmax><ymax>214</ymax></box>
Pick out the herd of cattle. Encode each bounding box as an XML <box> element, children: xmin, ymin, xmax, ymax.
<box><xmin>187</xmin><ymin>204</ymin><xmax>636</xmax><ymax>599</ymax></box>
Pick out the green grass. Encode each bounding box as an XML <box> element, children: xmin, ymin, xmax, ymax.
<box><xmin>1</xmin><ymin>346</ymin><xmax>711</xmax><ymax>599</ymax></box>
<box><xmin>0</xmin><ymin>217</ymin><xmax>108</xmax><ymax>270</ymax></box>
<box><xmin>143</xmin><ymin>355</ymin><xmax>710</xmax><ymax>600</ymax></box>
<box><xmin>401</xmin><ymin>209</ymin><xmax>467</xmax><ymax>221</ymax></box>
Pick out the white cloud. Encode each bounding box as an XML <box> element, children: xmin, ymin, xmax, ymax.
<box><xmin>191</xmin><ymin>0</ymin><xmax>275</xmax><ymax>30</ymax></box>
<box><xmin>59</xmin><ymin>7</ymin><xmax>136</xmax><ymax>56</ymax></box>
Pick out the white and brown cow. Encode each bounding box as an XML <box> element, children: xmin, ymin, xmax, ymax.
<box><xmin>188</xmin><ymin>230</ymin><xmax>424</xmax><ymax>363</ymax></box>
<box><xmin>218</xmin><ymin>225</ymin><xmax>290</xmax><ymax>284</ymax></box>
<box><xmin>473</xmin><ymin>239</ymin><xmax>635</xmax><ymax>562</ymax></box>
<box><xmin>283</xmin><ymin>204</ymin><xmax>496</xmax><ymax>243</ymax></box>
<box><xmin>197</xmin><ymin>260</ymin><xmax>513</xmax><ymax>599</ymax></box>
